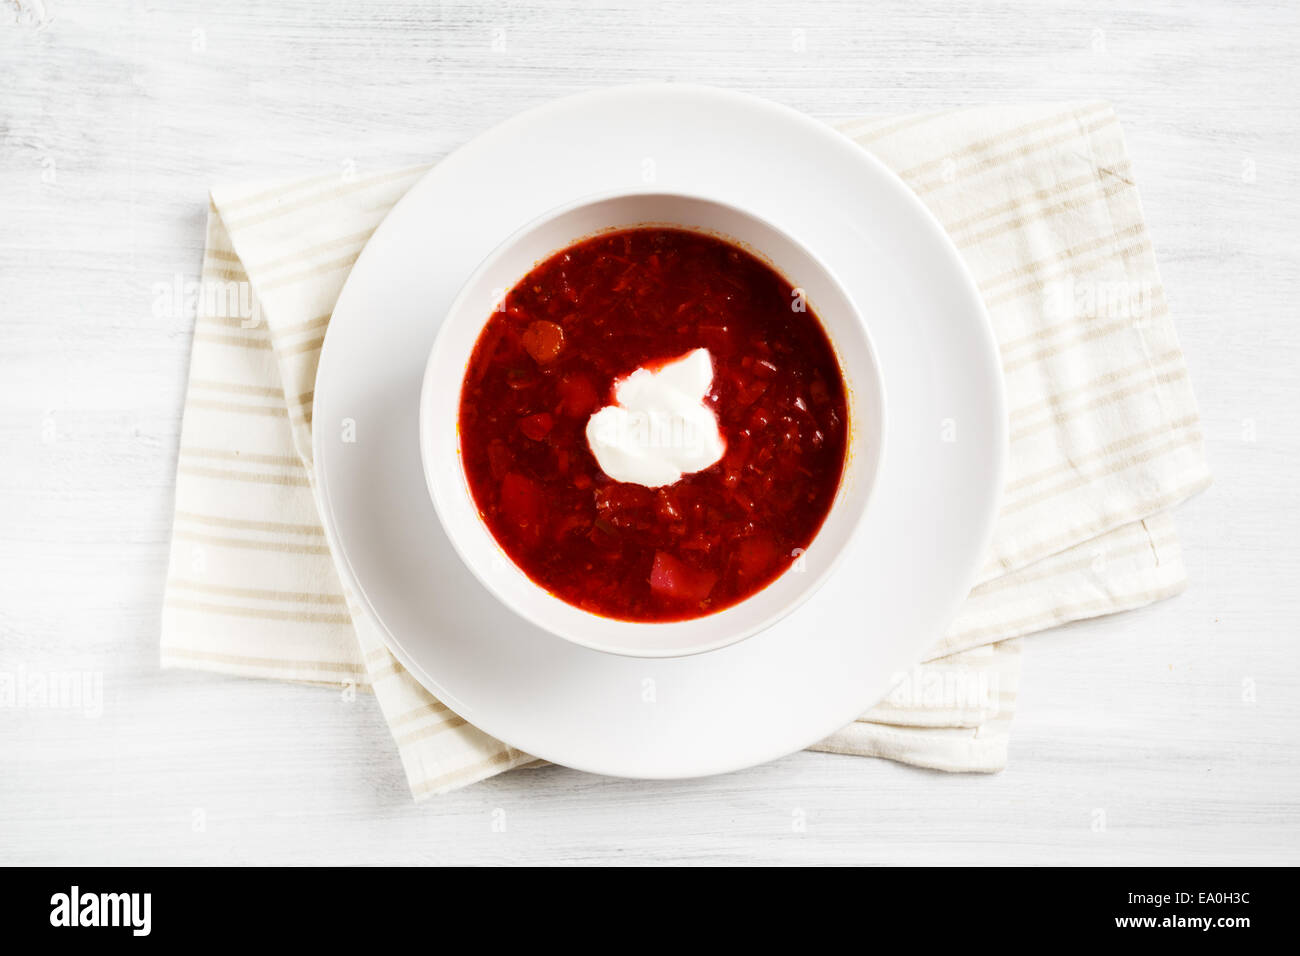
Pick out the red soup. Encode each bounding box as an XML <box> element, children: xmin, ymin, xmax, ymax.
<box><xmin>458</xmin><ymin>227</ymin><xmax>848</xmax><ymax>622</ymax></box>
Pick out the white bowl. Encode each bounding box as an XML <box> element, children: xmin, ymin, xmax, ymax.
<box><xmin>420</xmin><ymin>190</ymin><xmax>885</xmax><ymax>658</ymax></box>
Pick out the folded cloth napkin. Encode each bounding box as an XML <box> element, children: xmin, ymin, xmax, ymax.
<box><xmin>161</xmin><ymin>101</ymin><xmax>1210</xmax><ymax>798</ymax></box>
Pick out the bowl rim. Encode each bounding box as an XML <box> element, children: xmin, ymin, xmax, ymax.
<box><xmin>418</xmin><ymin>186</ymin><xmax>888</xmax><ymax>657</ymax></box>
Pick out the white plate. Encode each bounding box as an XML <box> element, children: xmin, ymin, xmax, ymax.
<box><xmin>314</xmin><ymin>84</ymin><xmax>1006</xmax><ymax>779</ymax></box>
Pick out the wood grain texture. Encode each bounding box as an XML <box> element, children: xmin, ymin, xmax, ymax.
<box><xmin>1</xmin><ymin>0</ymin><xmax>1298</xmax><ymax>865</ymax></box>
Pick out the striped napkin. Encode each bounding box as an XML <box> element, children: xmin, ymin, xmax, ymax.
<box><xmin>161</xmin><ymin>101</ymin><xmax>1210</xmax><ymax>797</ymax></box>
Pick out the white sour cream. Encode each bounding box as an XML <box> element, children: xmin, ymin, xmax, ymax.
<box><xmin>585</xmin><ymin>348</ymin><xmax>726</xmax><ymax>487</ymax></box>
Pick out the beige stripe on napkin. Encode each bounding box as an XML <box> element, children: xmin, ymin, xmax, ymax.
<box><xmin>162</xmin><ymin>101</ymin><xmax>1209</xmax><ymax>796</ymax></box>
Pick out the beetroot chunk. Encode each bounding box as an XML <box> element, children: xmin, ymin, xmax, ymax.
<box><xmin>649</xmin><ymin>551</ymin><xmax>718</xmax><ymax>603</ymax></box>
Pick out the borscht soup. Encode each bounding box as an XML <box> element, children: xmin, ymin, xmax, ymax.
<box><xmin>457</xmin><ymin>227</ymin><xmax>848</xmax><ymax>623</ymax></box>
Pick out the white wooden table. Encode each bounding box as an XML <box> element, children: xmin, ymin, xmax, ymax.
<box><xmin>2</xmin><ymin>0</ymin><xmax>1297</xmax><ymax>866</ymax></box>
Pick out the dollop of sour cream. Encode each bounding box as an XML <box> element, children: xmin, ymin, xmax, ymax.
<box><xmin>585</xmin><ymin>348</ymin><xmax>726</xmax><ymax>488</ymax></box>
